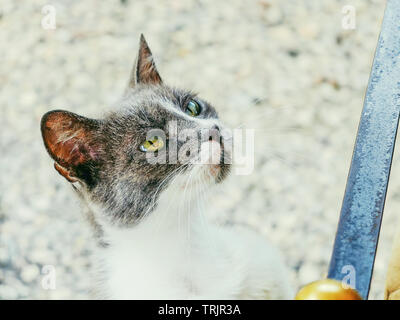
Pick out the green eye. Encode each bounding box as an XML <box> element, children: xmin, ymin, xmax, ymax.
<box><xmin>139</xmin><ymin>136</ymin><xmax>164</xmax><ymax>152</ymax></box>
<box><xmin>185</xmin><ymin>100</ymin><xmax>201</xmax><ymax>117</ymax></box>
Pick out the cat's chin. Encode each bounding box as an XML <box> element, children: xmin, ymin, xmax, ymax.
<box><xmin>199</xmin><ymin>163</ymin><xmax>230</xmax><ymax>185</ymax></box>
<box><xmin>176</xmin><ymin>164</ymin><xmax>230</xmax><ymax>191</ymax></box>
<box><xmin>211</xmin><ymin>163</ymin><xmax>231</xmax><ymax>183</ymax></box>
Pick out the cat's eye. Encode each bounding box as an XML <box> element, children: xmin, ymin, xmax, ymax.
<box><xmin>185</xmin><ymin>100</ymin><xmax>201</xmax><ymax>117</ymax></box>
<box><xmin>139</xmin><ymin>136</ymin><xmax>164</xmax><ymax>152</ymax></box>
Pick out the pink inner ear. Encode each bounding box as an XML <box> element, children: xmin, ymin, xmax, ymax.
<box><xmin>62</xmin><ymin>139</ymin><xmax>95</xmax><ymax>166</ymax></box>
<box><xmin>42</xmin><ymin>111</ymin><xmax>99</xmax><ymax>168</ymax></box>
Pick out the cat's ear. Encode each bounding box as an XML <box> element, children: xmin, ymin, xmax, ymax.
<box><xmin>128</xmin><ymin>34</ymin><xmax>162</xmax><ymax>88</ymax></box>
<box><xmin>41</xmin><ymin>110</ymin><xmax>102</xmax><ymax>185</ymax></box>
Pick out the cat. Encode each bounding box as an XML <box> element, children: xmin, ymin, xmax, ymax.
<box><xmin>40</xmin><ymin>34</ymin><xmax>293</xmax><ymax>299</ymax></box>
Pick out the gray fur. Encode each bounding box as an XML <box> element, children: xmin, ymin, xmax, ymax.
<box><xmin>41</xmin><ymin>35</ymin><xmax>231</xmax><ymax>238</ymax></box>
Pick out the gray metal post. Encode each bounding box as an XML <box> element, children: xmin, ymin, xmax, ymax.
<box><xmin>327</xmin><ymin>0</ymin><xmax>400</xmax><ymax>299</ymax></box>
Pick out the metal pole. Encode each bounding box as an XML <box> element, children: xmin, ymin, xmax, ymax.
<box><xmin>327</xmin><ymin>0</ymin><xmax>400</xmax><ymax>300</ymax></box>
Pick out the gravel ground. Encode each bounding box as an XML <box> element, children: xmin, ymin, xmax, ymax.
<box><xmin>0</xmin><ymin>0</ymin><xmax>398</xmax><ymax>299</ymax></box>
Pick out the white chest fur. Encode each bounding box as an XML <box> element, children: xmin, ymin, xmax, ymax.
<box><xmin>95</xmin><ymin>213</ymin><xmax>292</xmax><ymax>299</ymax></box>
<box><xmin>90</xmin><ymin>174</ymin><xmax>293</xmax><ymax>299</ymax></box>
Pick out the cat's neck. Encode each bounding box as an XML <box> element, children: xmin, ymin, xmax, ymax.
<box><xmin>90</xmin><ymin>189</ymin><xmax>216</xmax><ymax>299</ymax></box>
<box><xmin>97</xmin><ymin>182</ymin><xmax>213</xmax><ymax>249</ymax></box>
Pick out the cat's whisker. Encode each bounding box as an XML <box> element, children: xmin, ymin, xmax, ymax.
<box><xmin>139</xmin><ymin>165</ymin><xmax>185</xmax><ymax>225</ymax></box>
<box><xmin>153</xmin><ymin>180</ymin><xmax>180</xmax><ymax>234</ymax></box>
<box><xmin>186</xmin><ymin>167</ymin><xmax>198</xmax><ymax>245</ymax></box>
<box><xmin>151</xmin><ymin>168</ymin><xmax>183</xmax><ymax>233</ymax></box>
<box><xmin>179</xmin><ymin>166</ymin><xmax>195</xmax><ymax>239</ymax></box>
<box><xmin>232</xmin><ymin>124</ymin><xmax>309</xmax><ymax>138</ymax></box>
<box><xmin>259</xmin><ymin>144</ymin><xmax>313</xmax><ymax>167</ymax></box>
<box><xmin>198</xmin><ymin>173</ymin><xmax>218</xmax><ymax>251</ymax></box>
<box><xmin>232</xmin><ymin>105</ymin><xmax>298</xmax><ymax>129</ymax></box>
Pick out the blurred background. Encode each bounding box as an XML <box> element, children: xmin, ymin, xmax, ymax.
<box><xmin>0</xmin><ymin>0</ymin><xmax>397</xmax><ymax>299</ymax></box>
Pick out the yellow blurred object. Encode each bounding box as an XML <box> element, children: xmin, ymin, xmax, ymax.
<box><xmin>295</xmin><ymin>279</ymin><xmax>362</xmax><ymax>300</ymax></box>
<box><xmin>385</xmin><ymin>225</ymin><xmax>400</xmax><ymax>300</ymax></box>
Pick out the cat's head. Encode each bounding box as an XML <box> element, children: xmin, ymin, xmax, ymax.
<box><xmin>41</xmin><ymin>35</ymin><xmax>232</xmax><ymax>226</ymax></box>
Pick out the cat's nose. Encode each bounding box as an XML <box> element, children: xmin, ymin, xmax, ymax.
<box><xmin>206</xmin><ymin>124</ymin><xmax>221</xmax><ymax>142</ymax></box>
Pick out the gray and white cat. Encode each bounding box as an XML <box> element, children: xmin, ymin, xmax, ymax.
<box><xmin>40</xmin><ymin>35</ymin><xmax>292</xmax><ymax>299</ymax></box>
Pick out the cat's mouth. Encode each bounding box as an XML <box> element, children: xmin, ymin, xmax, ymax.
<box><xmin>177</xmin><ymin>140</ymin><xmax>231</xmax><ymax>188</ymax></box>
<box><xmin>198</xmin><ymin>140</ymin><xmax>231</xmax><ymax>183</ymax></box>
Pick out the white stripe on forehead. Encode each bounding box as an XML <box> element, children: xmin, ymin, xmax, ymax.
<box><xmin>120</xmin><ymin>87</ymin><xmax>222</xmax><ymax>128</ymax></box>
<box><xmin>159</xmin><ymin>96</ymin><xmax>221</xmax><ymax>127</ymax></box>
